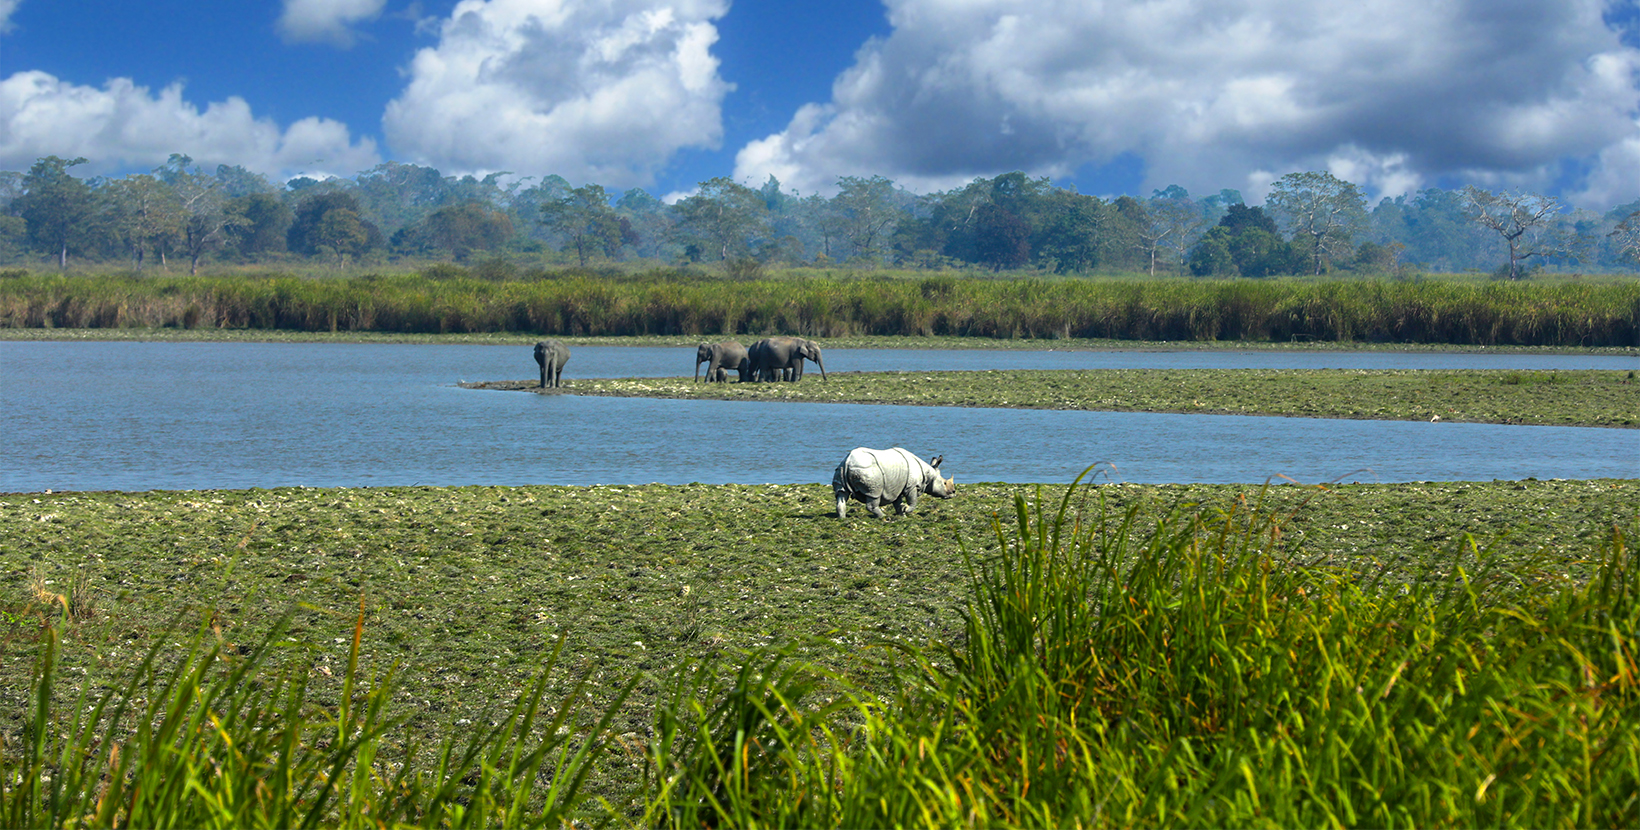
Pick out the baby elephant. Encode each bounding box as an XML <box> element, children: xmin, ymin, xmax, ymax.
<box><xmin>832</xmin><ymin>447</ymin><xmax>955</xmax><ymax>519</ymax></box>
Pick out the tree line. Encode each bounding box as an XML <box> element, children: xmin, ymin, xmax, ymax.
<box><xmin>3</xmin><ymin>155</ymin><xmax>1637</xmax><ymax>277</ymax></box>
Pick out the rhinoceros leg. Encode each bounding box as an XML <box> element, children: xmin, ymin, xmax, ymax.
<box><xmin>893</xmin><ymin>489</ymin><xmax>918</xmax><ymax>515</ymax></box>
<box><xmin>836</xmin><ymin>491</ymin><xmax>849</xmax><ymax>518</ymax></box>
<box><xmin>863</xmin><ymin>496</ymin><xmax>886</xmax><ymax>519</ymax></box>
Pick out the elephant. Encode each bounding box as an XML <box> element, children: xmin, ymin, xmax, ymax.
<box><xmin>748</xmin><ymin>336</ymin><xmax>826</xmax><ymax>382</ymax></box>
<box><xmin>833</xmin><ymin>448</ymin><xmax>955</xmax><ymax>519</ymax></box>
<box><xmin>533</xmin><ymin>339</ymin><xmax>570</xmax><ymax>388</ymax></box>
<box><xmin>695</xmin><ymin>340</ymin><xmax>750</xmax><ymax>383</ymax></box>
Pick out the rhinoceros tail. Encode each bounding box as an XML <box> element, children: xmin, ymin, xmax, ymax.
<box><xmin>831</xmin><ymin>461</ymin><xmax>853</xmax><ymax>497</ymax></box>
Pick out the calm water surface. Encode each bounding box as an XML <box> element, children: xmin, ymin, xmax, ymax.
<box><xmin>3</xmin><ymin>341</ymin><xmax>1635</xmax><ymax>492</ymax></box>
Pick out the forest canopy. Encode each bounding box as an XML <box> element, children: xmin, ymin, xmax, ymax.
<box><xmin>2</xmin><ymin>155</ymin><xmax>1636</xmax><ymax>277</ymax></box>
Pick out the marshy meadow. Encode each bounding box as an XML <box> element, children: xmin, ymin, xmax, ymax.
<box><xmin>2</xmin><ymin>268</ymin><xmax>1637</xmax><ymax>827</ymax></box>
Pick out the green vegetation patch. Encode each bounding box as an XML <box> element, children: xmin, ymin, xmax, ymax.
<box><xmin>5</xmin><ymin>271</ymin><xmax>1638</xmax><ymax>346</ymax></box>
<box><xmin>3</xmin><ymin>480</ymin><xmax>1631</xmax><ymax>739</ymax></box>
<box><xmin>475</xmin><ymin>368</ymin><xmax>1640</xmax><ymax>427</ymax></box>
<box><xmin>1</xmin><ymin>479</ymin><xmax>1635</xmax><ymax>822</ymax></box>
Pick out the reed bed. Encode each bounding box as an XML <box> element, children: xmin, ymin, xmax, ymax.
<box><xmin>2</xmin><ymin>270</ymin><xmax>1636</xmax><ymax>346</ymax></box>
<box><xmin>4</xmin><ymin>479</ymin><xmax>1635</xmax><ymax>827</ymax></box>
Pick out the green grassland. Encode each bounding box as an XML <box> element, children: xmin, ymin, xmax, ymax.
<box><xmin>473</xmin><ymin>367</ymin><xmax>1640</xmax><ymax>427</ymax></box>
<box><xmin>8</xmin><ymin>325</ymin><xmax>1637</xmax><ymax>355</ymax></box>
<box><xmin>3</xmin><ymin>285</ymin><xmax>1638</xmax><ymax>823</ymax></box>
<box><xmin>4</xmin><ymin>269</ymin><xmax>1637</xmax><ymax>346</ymax></box>
<box><xmin>3</xmin><ymin>478</ymin><xmax>1635</xmax><ymax>823</ymax></box>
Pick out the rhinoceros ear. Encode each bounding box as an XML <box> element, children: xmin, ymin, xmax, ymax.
<box><xmin>930</xmin><ymin>454</ymin><xmax>944</xmax><ymax>469</ymax></box>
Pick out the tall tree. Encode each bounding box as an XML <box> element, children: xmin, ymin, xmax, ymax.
<box><xmin>0</xmin><ymin>171</ymin><xmax>24</xmax><ymax>212</ymax></box>
<box><xmin>972</xmin><ymin>204</ymin><xmax>1031</xmax><ymax>270</ymax></box>
<box><xmin>0</xmin><ymin>172</ymin><xmax>27</xmax><ymax>261</ymax></box>
<box><xmin>288</xmin><ymin>191</ymin><xmax>382</xmax><ymax>265</ymax></box>
<box><xmin>615</xmin><ymin>188</ymin><xmax>673</xmax><ymax>260</ymax></box>
<box><xmin>1373</xmin><ymin>188</ymin><xmax>1490</xmax><ymax>272</ymax></box>
<box><xmin>1032</xmin><ymin>189</ymin><xmax>1107</xmax><ymax>273</ymax></box>
<box><xmin>225</xmin><ymin>192</ymin><xmax>293</xmax><ymax>258</ymax></box>
<box><xmin>987</xmin><ymin>171</ymin><xmax>1052</xmax><ymax>221</ymax></box>
<box><xmin>672</xmin><ymin>177</ymin><xmax>769</xmax><ymax>262</ymax></box>
<box><xmin>16</xmin><ymin>156</ymin><xmax>95</xmax><ymax>269</ymax></box>
<box><xmin>1218</xmin><ymin>203</ymin><xmax>1280</xmax><ymax>236</ymax></box>
<box><xmin>1265</xmin><ymin>171</ymin><xmax>1368</xmax><ymax>275</ymax></box>
<box><xmin>539</xmin><ymin>184</ymin><xmax>621</xmax><ymax>266</ymax></box>
<box><xmin>830</xmin><ymin>175</ymin><xmax>901</xmax><ymax>264</ymax></box>
<box><xmin>156</xmin><ymin>155</ymin><xmax>243</xmax><ymax>274</ymax></box>
<box><xmin>1132</xmin><ymin>189</ymin><xmax>1210</xmax><ymax>275</ymax></box>
<box><xmin>212</xmin><ymin>164</ymin><xmax>278</xmax><ymax>198</ymax></box>
<box><xmin>1461</xmin><ymin>187</ymin><xmax>1579</xmax><ymax>279</ymax></box>
<box><xmin>1609</xmin><ymin>209</ymin><xmax>1640</xmax><ymax>264</ymax></box>
<box><xmin>354</xmin><ymin>162</ymin><xmax>461</xmax><ymax>236</ymax></box>
<box><xmin>102</xmin><ymin>174</ymin><xmax>184</xmax><ymax>269</ymax></box>
<box><xmin>393</xmin><ymin>201</ymin><xmax>514</xmax><ymax>259</ymax></box>
<box><xmin>1187</xmin><ymin>205</ymin><xmax>1297</xmax><ymax>277</ymax></box>
<box><xmin>1114</xmin><ymin>196</ymin><xmax>1169</xmax><ymax>275</ymax></box>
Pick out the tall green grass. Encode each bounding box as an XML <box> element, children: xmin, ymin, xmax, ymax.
<box><xmin>3</xmin><ymin>270</ymin><xmax>1637</xmax><ymax>345</ymax></box>
<box><xmin>2</xmin><ymin>606</ymin><xmax>629</xmax><ymax>829</ymax></box>
<box><xmin>5</xmin><ymin>480</ymin><xmax>1636</xmax><ymax>827</ymax></box>
<box><xmin>638</xmin><ymin>478</ymin><xmax>1639</xmax><ymax>827</ymax></box>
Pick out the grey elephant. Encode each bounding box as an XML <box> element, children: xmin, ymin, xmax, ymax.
<box><xmin>695</xmin><ymin>340</ymin><xmax>750</xmax><ymax>382</ymax></box>
<box><xmin>749</xmin><ymin>336</ymin><xmax>826</xmax><ymax>382</ymax></box>
<box><xmin>533</xmin><ymin>339</ymin><xmax>570</xmax><ymax>388</ymax></box>
<box><xmin>832</xmin><ymin>447</ymin><xmax>955</xmax><ymax>519</ymax></box>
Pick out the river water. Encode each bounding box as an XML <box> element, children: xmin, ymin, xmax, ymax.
<box><xmin>2</xmin><ymin>341</ymin><xmax>1635</xmax><ymax>492</ymax></box>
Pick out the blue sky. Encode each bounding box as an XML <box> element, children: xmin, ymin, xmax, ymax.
<box><xmin>2</xmin><ymin>0</ymin><xmax>1638</xmax><ymax>207</ymax></box>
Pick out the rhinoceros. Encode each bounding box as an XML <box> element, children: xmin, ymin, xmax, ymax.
<box><xmin>832</xmin><ymin>447</ymin><xmax>955</xmax><ymax>519</ymax></box>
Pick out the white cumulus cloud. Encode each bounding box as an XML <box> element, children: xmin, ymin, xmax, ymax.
<box><xmin>735</xmin><ymin>0</ymin><xmax>1640</xmax><ymax>205</ymax></box>
<box><xmin>1574</xmin><ymin>120</ymin><xmax>1640</xmax><ymax>209</ymax></box>
<box><xmin>383</xmin><ymin>0</ymin><xmax>732</xmax><ymax>188</ymax></box>
<box><xmin>0</xmin><ymin>0</ymin><xmax>20</xmax><ymax>33</ymax></box>
<box><xmin>0</xmin><ymin>70</ymin><xmax>381</xmax><ymax>180</ymax></box>
<box><xmin>278</xmin><ymin>0</ymin><xmax>387</xmax><ymax>46</ymax></box>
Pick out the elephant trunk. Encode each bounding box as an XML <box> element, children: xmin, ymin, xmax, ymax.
<box><xmin>814</xmin><ymin>354</ymin><xmax>826</xmax><ymax>380</ymax></box>
<box><xmin>694</xmin><ymin>359</ymin><xmax>702</xmax><ymax>382</ymax></box>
